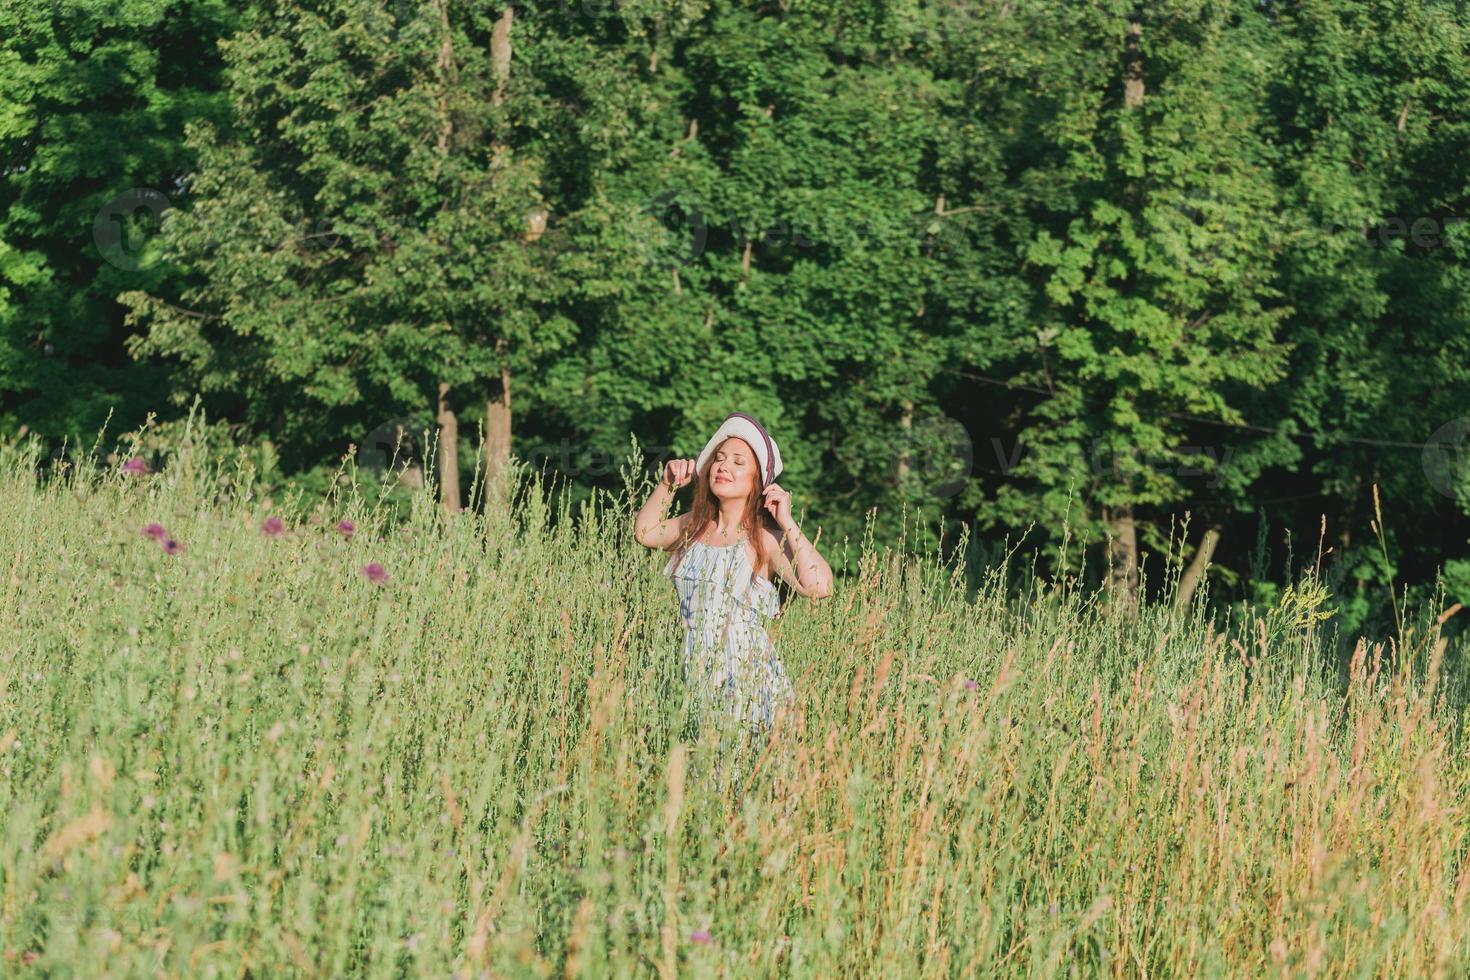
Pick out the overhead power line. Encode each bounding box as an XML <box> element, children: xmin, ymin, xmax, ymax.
<box><xmin>939</xmin><ymin>367</ymin><xmax>1434</xmax><ymax>452</ymax></box>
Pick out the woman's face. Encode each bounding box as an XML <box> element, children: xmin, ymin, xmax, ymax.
<box><xmin>708</xmin><ymin>437</ymin><xmax>759</xmax><ymax>501</ymax></box>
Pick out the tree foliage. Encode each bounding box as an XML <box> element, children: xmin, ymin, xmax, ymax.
<box><xmin>5</xmin><ymin>0</ymin><xmax>1470</xmax><ymax>624</ymax></box>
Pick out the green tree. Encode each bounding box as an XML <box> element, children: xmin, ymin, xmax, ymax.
<box><xmin>562</xmin><ymin>0</ymin><xmax>989</xmax><ymax>544</ymax></box>
<box><xmin>1248</xmin><ymin>0</ymin><xmax>1470</xmax><ymax>624</ymax></box>
<box><xmin>123</xmin><ymin>0</ymin><xmax>568</xmax><ymax>501</ymax></box>
<box><xmin>0</xmin><ymin>0</ymin><xmax>239</xmax><ymax>441</ymax></box>
<box><xmin>961</xmin><ymin>1</ymin><xmax>1292</xmax><ymax>606</ymax></box>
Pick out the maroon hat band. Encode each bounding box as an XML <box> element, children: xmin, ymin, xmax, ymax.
<box><xmin>725</xmin><ymin>411</ymin><xmax>777</xmax><ymax>483</ymax></box>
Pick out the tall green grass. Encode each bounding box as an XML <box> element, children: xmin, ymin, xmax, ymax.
<box><xmin>2</xmin><ymin>435</ymin><xmax>1468</xmax><ymax>977</ymax></box>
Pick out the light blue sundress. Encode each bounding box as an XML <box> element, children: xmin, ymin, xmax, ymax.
<box><xmin>664</xmin><ymin>535</ymin><xmax>795</xmax><ymax>733</ymax></box>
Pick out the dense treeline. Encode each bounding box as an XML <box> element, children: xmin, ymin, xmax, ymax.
<box><xmin>3</xmin><ymin>0</ymin><xmax>1469</xmax><ymax>630</ymax></box>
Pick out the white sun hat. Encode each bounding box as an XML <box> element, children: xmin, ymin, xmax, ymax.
<box><xmin>696</xmin><ymin>412</ymin><xmax>783</xmax><ymax>485</ymax></box>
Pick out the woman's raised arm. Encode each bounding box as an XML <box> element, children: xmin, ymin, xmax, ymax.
<box><xmin>763</xmin><ymin>522</ymin><xmax>833</xmax><ymax>600</ymax></box>
<box><xmin>760</xmin><ymin>484</ymin><xmax>833</xmax><ymax>599</ymax></box>
<box><xmin>633</xmin><ymin>458</ymin><xmax>694</xmax><ymax>549</ymax></box>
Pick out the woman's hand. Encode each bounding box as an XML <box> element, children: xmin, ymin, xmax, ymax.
<box><xmin>762</xmin><ymin>482</ymin><xmax>794</xmax><ymax>529</ymax></box>
<box><xmin>635</xmin><ymin>460</ymin><xmax>693</xmax><ymax>549</ymax></box>
<box><xmin>663</xmin><ymin>458</ymin><xmax>696</xmax><ymax>490</ymax></box>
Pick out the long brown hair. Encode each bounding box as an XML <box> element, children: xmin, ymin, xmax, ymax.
<box><xmin>669</xmin><ymin>441</ymin><xmax>780</xmax><ymax>580</ymax></box>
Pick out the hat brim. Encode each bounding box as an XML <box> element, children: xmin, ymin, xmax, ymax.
<box><xmin>695</xmin><ymin>414</ymin><xmax>781</xmax><ymax>485</ymax></box>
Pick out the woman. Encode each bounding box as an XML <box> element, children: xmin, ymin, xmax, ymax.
<box><xmin>634</xmin><ymin>412</ymin><xmax>833</xmax><ymax>735</ymax></box>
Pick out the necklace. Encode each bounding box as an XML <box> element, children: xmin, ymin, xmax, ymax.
<box><xmin>702</xmin><ymin>525</ymin><xmax>746</xmax><ymax>548</ymax></box>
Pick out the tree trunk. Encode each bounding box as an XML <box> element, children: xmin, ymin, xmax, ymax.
<box><xmin>1124</xmin><ymin>14</ymin><xmax>1145</xmax><ymax>109</ymax></box>
<box><xmin>1108</xmin><ymin>14</ymin><xmax>1144</xmax><ymax>612</ymax></box>
<box><xmin>1175</xmin><ymin>526</ymin><xmax>1222</xmax><ymax>608</ymax></box>
<box><xmin>437</xmin><ymin>382</ymin><xmax>461</xmax><ymax>514</ymax></box>
<box><xmin>895</xmin><ymin>400</ymin><xmax>913</xmax><ymax>488</ymax></box>
<box><xmin>484</xmin><ymin>9</ymin><xmax>514</xmax><ymax>496</ymax></box>
<box><xmin>431</xmin><ymin>0</ymin><xmax>458</xmax><ymax>172</ymax></box>
<box><xmin>490</xmin><ymin>7</ymin><xmax>512</xmax><ymax>105</ymax></box>
<box><xmin>485</xmin><ymin>366</ymin><xmax>512</xmax><ymax>483</ymax></box>
<box><xmin>1106</xmin><ymin>503</ymin><xmax>1139</xmax><ymax>614</ymax></box>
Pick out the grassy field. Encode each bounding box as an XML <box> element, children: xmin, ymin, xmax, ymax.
<box><xmin>2</xmin><ymin>435</ymin><xmax>1469</xmax><ymax>977</ymax></box>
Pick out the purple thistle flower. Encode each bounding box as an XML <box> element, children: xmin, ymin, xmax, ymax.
<box><xmin>964</xmin><ymin>678</ymin><xmax>979</xmax><ymax>691</ymax></box>
<box><xmin>121</xmin><ymin>457</ymin><xmax>149</xmax><ymax>475</ymax></box>
<box><xmin>141</xmin><ymin>523</ymin><xmax>167</xmax><ymax>540</ymax></box>
<box><xmin>261</xmin><ymin>516</ymin><xmax>285</xmax><ymax>537</ymax></box>
<box><xmin>336</xmin><ymin>519</ymin><xmax>356</xmax><ymax>539</ymax></box>
<box><xmin>689</xmin><ymin>929</ymin><xmax>711</xmax><ymax>945</ymax></box>
<box><xmin>360</xmin><ymin>562</ymin><xmax>389</xmax><ymax>584</ymax></box>
<box><xmin>161</xmin><ymin>538</ymin><xmax>183</xmax><ymax>555</ymax></box>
